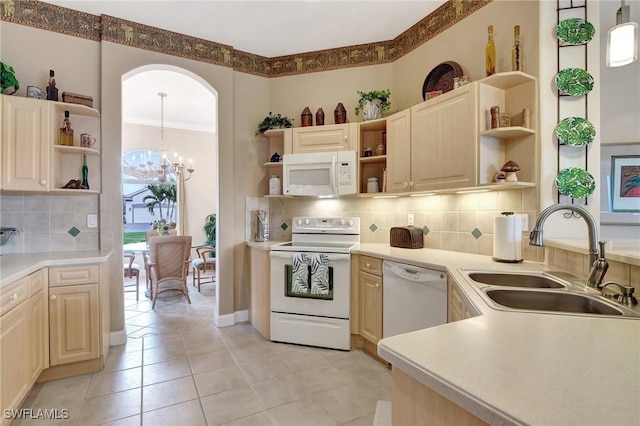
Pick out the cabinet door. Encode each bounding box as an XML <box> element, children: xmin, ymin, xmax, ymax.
<box><xmin>250</xmin><ymin>248</ymin><xmax>270</xmax><ymax>340</ymax></box>
<box><xmin>49</xmin><ymin>284</ymin><xmax>99</xmax><ymax>366</ymax></box>
<box><xmin>411</xmin><ymin>84</ymin><xmax>477</xmax><ymax>191</ymax></box>
<box><xmin>30</xmin><ymin>289</ymin><xmax>46</xmax><ymax>382</ymax></box>
<box><xmin>359</xmin><ymin>271</ymin><xmax>383</xmax><ymax>344</ymax></box>
<box><xmin>292</xmin><ymin>123</ymin><xmax>356</xmax><ymax>154</ymax></box>
<box><xmin>0</xmin><ymin>301</ymin><xmax>31</xmax><ymax>418</ymax></box>
<box><xmin>385</xmin><ymin>109</ymin><xmax>412</xmax><ymax>193</ymax></box>
<box><xmin>1</xmin><ymin>96</ymin><xmax>50</xmax><ymax>191</ymax></box>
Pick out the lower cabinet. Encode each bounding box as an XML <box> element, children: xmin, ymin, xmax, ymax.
<box><xmin>359</xmin><ymin>271</ymin><xmax>383</xmax><ymax>344</ymax></box>
<box><xmin>249</xmin><ymin>247</ymin><xmax>270</xmax><ymax>340</ymax></box>
<box><xmin>448</xmin><ymin>278</ymin><xmax>478</xmax><ymax>322</ymax></box>
<box><xmin>49</xmin><ymin>283</ymin><xmax>100</xmax><ymax>366</ymax></box>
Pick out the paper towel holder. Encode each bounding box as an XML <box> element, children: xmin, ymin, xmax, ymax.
<box><xmin>492</xmin><ymin>212</ymin><xmax>524</xmax><ymax>263</ymax></box>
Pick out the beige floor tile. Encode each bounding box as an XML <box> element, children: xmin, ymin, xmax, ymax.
<box><xmin>236</xmin><ymin>354</ymin><xmax>291</xmax><ymax>384</ymax></box>
<box><xmin>184</xmin><ymin>337</ymin><xmax>228</xmax><ymax>356</ymax></box>
<box><xmin>340</xmin><ymin>412</ymin><xmax>376</xmax><ymax>426</ymax></box>
<box><xmin>250</xmin><ymin>373</ymin><xmax>311</xmax><ymax>410</ymax></box>
<box><xmin>142</xmin><ymin>331</ymin><xmax>183</xmax><ymax>350</ymax></box>
<box><xmin>142</xmin><ymin>376</ymin><xmax>198</xmax><ymax>412</ymax></box>
<box><xmin>181</xmin><ymin>325</ymin><xmax>222</xmax><ymax>343</ymax></box>
<box><xmin>315</xmin><ymin>382</ymin><xmax>379</xmax><ymax>424</ymax></box>
<box><xmin>227</xmin><ymin>340</ymin><xmax>275</xmax><ymax>363</ymax></box>
<box><xmin>77</xmin><ymin>388</ymin><xmax>141</xmax><ymax>426</ymax></box>
<box><xmin>194</xmin><ymin>365</ymin><xmax>248</xmax><ymax>397</ymax></box>
<box><xmin>125</xmin><ymin>312</ymin><xmax>160</xmax><ymax>327</ymax></box>
<box><xmin>200</xmin><ymin>387</ymin><xmax>263</xmax><ymax>426</ymax></box>
<box><xmin>103</xmin><ymin>350</ymin><xmax>143</xmax><ymax>373</ymax></box>
<box><xmin>87</xmin><ymin>367</ymin><xmax>142</xmax><ymax>397</ymax></box>
<box><xmin>188</xmin><ymin>348</ymin><xmax>235</xmax><ymax>375</ymax></box>
<box><xmin>142</xmin><ymin>358</ymin><xmax>192</xmax><ymax>386</ymax></box>
<box><xmin>142</xmin><ymin>340</ymin><xmax>187</xmax><ymax>365</ymax></box>
<box><xmin>278</xmin><ymin>347</ymin><xmax>333</xmax><ymax>373</ymax></box>
<box><xmin>220</xmin><ymin>412</ymin><xmax>274</xmax><ymax>426</ymax></box>
<box><xmin>331</xmin><ymin>350</ymin><xmax>389</xmax><ymax>382</ymax></box>
<box><xmin>95</xmin><ymin>414</ymin><xmax>140</xmax><ymax>426</ymax></box>
<box><xmin>141</xmin><ymin>399</ymin><xmax>205</xmax><ymax>426</ymax></box>
<box><xmin>265</xmin><ymin>397</ymin><xmax>338</xmax><ymax>426</ymax></box>
<box><xmin>114</xmin><ymin>337</ymin><xmax>144</xmax><ymax>353</ymax></box>
<box><xmin>293</xmin><ymin>365</ymin><xmax>351</xmax><ymax>394</ymax></box>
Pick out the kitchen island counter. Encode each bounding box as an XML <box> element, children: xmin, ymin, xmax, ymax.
<box><xmin>353</xmin><ymin>243</ymin><xmax>640</xmax><ymax>426</ymax></box>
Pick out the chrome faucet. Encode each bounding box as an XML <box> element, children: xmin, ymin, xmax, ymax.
<box><xmin>529</xmin><ymin>203</ymin><xmax>608</xmax><ymax>288</ymax></box>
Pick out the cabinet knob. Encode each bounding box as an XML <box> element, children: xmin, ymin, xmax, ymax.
<box><xmin>40</xmin><ymin>179</ymin><xmax>47</xmax><ymax>185</ymax></box>
<box><xmin>344</xmin><ymin>135</ymin><xmax>347</xmax><ymax>140</ymax></box>
<box><xmin>375</xmin><ymin>283</ymin><xmax>380</xmax><ymax>288</ymax></box>
<box><xmin>409</xmin><ymin>181</ymin><xmax>414</xmax><ymax>187</ymax></box>
<box><xmin>50</xmin><ymin>295</ymin><xmax>57</xmax><ymax>301</ymax></box>
<box><xmin>10</xmin><ymin>293</ymin><xmax>18</xmax><ymax>300</ymax></box>
<box><xmin>403</xmin><ymin>182</ymin><xmax>409</xmax><ymax>188</ymax></box>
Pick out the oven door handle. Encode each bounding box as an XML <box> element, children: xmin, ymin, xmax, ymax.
<box><xmin>270</xmin><ymin>251</ymin><xmax>351</xmax><ymax>261</ymax></box>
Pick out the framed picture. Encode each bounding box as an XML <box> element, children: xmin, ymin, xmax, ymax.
<box><xmin>611</xmin><ymin>155</ymin><xmax>640</xmax><ymax>212</ymax></box>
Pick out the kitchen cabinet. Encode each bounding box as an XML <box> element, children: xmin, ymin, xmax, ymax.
<box><xmin>383</xmin><ymin>109</ymin><xmax>412</xmax><ymax>193</ymax></box>
<box><xmin>359</xmin><ymin>255</ymin><xmax>383</xmax><ymax>344</ymax></box>
<box><xmin>447</xmin><ymin>277</ymin><xmax>478</xmax><ymax>322</ymax></box>
<box><xmin>291</xmin><ymin>123</ymin><xmax>357</xmax><ymax>154</ymax></box>
<box><xmin>260</xmin><ymin>128</ymin><xmax>292</xmax><ymax>197</ymax></box>
<box><xmin>0</xmin><ymin>269</ymin><xmax>48</xmax><ymax>426</ymax></box>
<box><xmin>410</xmin><ymin>83</ymin><xmax>477</xmax><ymax>192</ymax></box>
<box><xmin>358</xmin><ymin>117</ymin><xmax>389</xmax><ymax>194</ymax></box>
<box><xmin>1</xmin><ymin>95</ymin><xmax>51</xmax><ymax>191</ymax></box>
<box><xmin>249</xmin><ymin>247</ymin><xmax>270</xmax><ymax>339</ymax></box>
<box><xmin>48</xmin><ymin>265</ymin><xmax>100</xmax><ymax>366</ymax></box>
<box><xmin>0</xmin><ymin>95</ymin><xmax>102</xmax><ymax>194</ymax></box>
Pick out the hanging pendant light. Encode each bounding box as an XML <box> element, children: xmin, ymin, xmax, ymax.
<box><xmin>606</xmin><ymin>0</ymin><xmax>639</xmax><ymax>67</ymax></box>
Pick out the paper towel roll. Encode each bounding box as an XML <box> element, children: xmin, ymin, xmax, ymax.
<box><xmin>493</xmin><ymin>213</ymin><xmax>523</xmax><ymax>263</ymax></box>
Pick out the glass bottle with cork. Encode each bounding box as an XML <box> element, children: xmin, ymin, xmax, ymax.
<box><xmin>512</xmin><ymin>25</ymin><xmax>523</xmax><ymax>72</ymax></box>
<box><xmin>486</xmin><ymin>25</ymin><xmax>496</xmax><ymax>76</ymax></box>
<box><xmin>59</xmin><ymin>110</ymin><xmax>74</xmax><ymax>146</ymax></box>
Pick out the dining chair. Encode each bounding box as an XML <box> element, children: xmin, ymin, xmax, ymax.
<box><xmin>191</xmin><ymin>246</ymin><xmax>216</xmax><ymax>291</ymax></box>
<box><xmin>123</xmin><ymin>251</ymin><xmax>141</xmax><ymax>301</ymax></box>
<box><xmin>143</xmin><ymin>228</ymin><xmax>179</xmax><ymax>291</ymax></box>
<box><xmin>146</xmin><ymin>235</ymin><xmax>192</xmax><ymax>308</ymax></box>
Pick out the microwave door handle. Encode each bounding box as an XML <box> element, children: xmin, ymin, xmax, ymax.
<box><xmin>331</xmin><ymin>155</ymin><xmax>338</xmax><ymax>194</ymax></box>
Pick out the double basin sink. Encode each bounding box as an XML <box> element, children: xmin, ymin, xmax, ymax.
<box><xmin>464</xmin><ymin>271</ymin><xmax>639</xmax><ymax>318</ymax></box>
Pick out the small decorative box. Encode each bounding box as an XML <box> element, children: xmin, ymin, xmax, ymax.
<box><xmin>62</xmin><ymin>92</ymin><xmax>94</xmax><ymax>108</ymax></box>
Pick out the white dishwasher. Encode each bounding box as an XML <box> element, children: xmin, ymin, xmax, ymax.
<box><xmin>382</xmin><ymin>260</ymin><xmax>447</xmax><ymax>338</ymax></box>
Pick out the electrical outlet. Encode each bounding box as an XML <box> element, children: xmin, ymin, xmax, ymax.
<box><xmin>87</xmin><ymin>214</ymin><xmax>98</xmax><ymax>229</ymax></box>
<box><xmin>408</xmin><ymin>213</ymin><xmax>414</xmax><ymax>226</ymax></box>
<box><xmin>520</xmin><ymin>214</ymin><xmax>529</xmax><ymax>232</ymax></box>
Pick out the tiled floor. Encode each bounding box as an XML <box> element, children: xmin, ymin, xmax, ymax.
<box><xmin>16</xmin><ymin>275</ymin><xmax>391</xmax><ymax>425</ymax></box>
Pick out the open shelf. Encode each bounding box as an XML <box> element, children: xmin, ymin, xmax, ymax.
<box><xmin>480</xmin><ymin>71</ymin><xmax>536</xmax><ymax>90</ymax></box>
<box><xmin>263</xmin><ymin>161</ymin><xmax>283</xmax><ymax>167</ymax></box>
<box><xmin>50</xmin><ymin>188</ymin><xmax>101</xmax><ymax>195</ymax></box>
<box><xmin>53</xmin><ymin>145</ymin><xmax>100</xmax><ymax>156</ymax></box>
<box><xmin>480</xmin><ymin>127</ymin><xmax>535</xmax><ymax>139</ymax></box>
<box><xmin>359</xmin><ymin>155</ymin><xmax>387</xmax><ymax>164</ymax></box>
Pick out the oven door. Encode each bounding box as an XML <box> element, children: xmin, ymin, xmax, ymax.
<box><xmin>270</xmin><ymin>251</ymin><xmax>351</xmax><ymax>319</ymax></box>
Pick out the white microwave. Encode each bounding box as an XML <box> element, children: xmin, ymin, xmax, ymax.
<box><xmin>282</xmin><ymin>151</ymin><xmax>357</xmax><ymax>196</ymax></box>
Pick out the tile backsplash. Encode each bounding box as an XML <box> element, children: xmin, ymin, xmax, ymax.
<box><xmin>247</xmin><ymin>187</ymin><xmax>544</xmax><ymax>261</ymax></box>
<box><xmin>0</xmin><ymin>194</ymin><xmax>100</xmax><ymax>253</ymax></box>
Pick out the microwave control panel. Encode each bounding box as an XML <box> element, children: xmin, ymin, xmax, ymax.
<box><xmin>337</xmin><ymin>162</ymin><xmax>353</xmax><ymax>187</ymax></box>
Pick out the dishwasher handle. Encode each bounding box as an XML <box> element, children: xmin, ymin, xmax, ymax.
<box><xmin>383</xmin><ymin>260</ymin><xmax>446</xmax><ymax>283</ymax></box>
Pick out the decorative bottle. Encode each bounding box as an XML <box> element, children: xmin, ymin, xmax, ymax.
<box><xmin>47</xmin><ymin>69</ymin><xmax>58</xmax><ymax>101</ymax></box>
<box><xmin>81</xmin><ymin>155</ymin><xmax>90</xmax><ymax>189</ymax></box>
<box><xmin>512</xmin><ymin>25</ymin><xmax>523</xmax><ymax>72</ymax></box>
<box><xmin>269</xmin><ymin>175</ymin><xmax>281</xmax><ymax>195</ymax></box>
<box><xmin>59</xmin><ymin>110</ymin><xmax>74</xmax><ymax>146</ymax></box>
<box><xmin>486</xmin><ymin>25</ymin><xmax>496</xmax><ymax>76</ymax></box>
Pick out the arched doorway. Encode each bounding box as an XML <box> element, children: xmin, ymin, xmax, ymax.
<box><xmin>121</xmin><ymin>65</ymin><xmax>218</xmax><ymax>302</ymax></box>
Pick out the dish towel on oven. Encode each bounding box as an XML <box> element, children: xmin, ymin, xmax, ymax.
<box><xmin>291</xmin><ymin>253</ymin><xmax>309</xmax><ymax>294</ymax></box>
<box><xmin>311</xmin><ymin>253</ymin><xmax>330</xmax><ymax>295</ymax></box>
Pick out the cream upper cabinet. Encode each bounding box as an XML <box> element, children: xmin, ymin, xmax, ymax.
<box><xmin>410</xmin><ymin>83</ymin><xmax>478</xmax><ymax>191</ymax></box>
<box><xmin>292</xmin><ymin>123</ymin><xmax>357</xmax><ymax>154</ymax></box>
<box><xmin>385</xmin><ymin>109</ymin><xmax>412</xmax><ymax>193</ymax></box>
<box><xmin>1</xmin><ymin>95</ymin><xmax>51</xmax><ymax>191</ymax></box>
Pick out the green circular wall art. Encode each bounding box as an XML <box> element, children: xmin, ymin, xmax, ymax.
<box><xmin>556</xmin><ymin>18</ymin><xmax>596</xmax><ymax>45</ymax></box>
<box><xmin>555</xmin><ymin>117</ymin><xmax>596</xmax><ymax>146</ymax></box>
<box><xmin>556</xmin><ymin>167</ymin><xmax>596</xmax><ymax>199</ymax></box>
<box><xmin>555</xmin><ymin>68</ymin><xmax>594</xmax><ymax>96</ymax></box>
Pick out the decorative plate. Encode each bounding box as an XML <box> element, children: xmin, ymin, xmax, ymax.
<box><xmin>422</xmin><ymin>61</ymin><xmax>464</xmax><ymax>100</ymax></box>
<box><xmin>555</xmin><ymin>117</ymin><xmax>596</xmax><ymax>146</ymax></box>
<box><xmin>555</xmin><ymin>68</ymin><xmax>594</xmax><ymax>96</ymax></box>
<box><xmin>556</xmin><ymin>18</ymin><xmax>596</xmax><ymax>46</ymax></box>
<box><xmin>556</xmin><ymin>167</ymin><xmax>596</xmax><ymax>199</ymax></box>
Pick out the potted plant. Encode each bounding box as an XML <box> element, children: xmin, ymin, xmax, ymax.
<box><xmin>354</xmin><ymin>89</ymin><xmax>391</xmax><ymax>121</ymax></box>
<box><xmin>203</xmin><ymin>213</ymin><xmax>216</xmax><ymax>247</ymax></box>
<box><xmin>256</xmin><ymin>112</ymin><xmax>294</xmax><ymax>135</ymax></box>
<box><xmin>0</xmin><ymin>62</ymin><xmax>19</xmax><ymax>95</ymax></box>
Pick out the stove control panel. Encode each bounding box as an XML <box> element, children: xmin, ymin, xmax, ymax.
<box><xmin>292</xmin><ymin>217</ymin><xmax>360</xmax><ymax>234</ymax></box>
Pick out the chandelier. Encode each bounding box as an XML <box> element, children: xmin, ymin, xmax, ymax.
<box><xmin>123</xmin><ymin>92</ymin><xmax>195</xmax><ymax>183</ymax></box>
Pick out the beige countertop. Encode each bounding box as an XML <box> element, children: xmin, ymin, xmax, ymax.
<box><xmin>1</xmin><ymin>250</ymin><xmax>112</xmax><ymax>288</ymax></box>
<box><xmin>353</xmin><ymin>243</ymin><xmax>640</xmax><ymax>426</ymax></box>
<box><xmin>545</xmin><ymin>238</ymin><xmax>640</xmax><ymax>266</ymax></box>
<box><xmin>245</xmin><ymin>241</ymin><xmax>287</xmax><ymax>251</ymax></box>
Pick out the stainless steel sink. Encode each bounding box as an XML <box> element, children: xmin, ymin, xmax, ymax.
<box><xmin>468</xmin><ymin>272</ymin><xmax>566</xmax><ymax>289</ymax></box>
<box><xmin>485</xmin><ymin>289</ymin><xmax>624</xmax><ymax>316</ymax></box>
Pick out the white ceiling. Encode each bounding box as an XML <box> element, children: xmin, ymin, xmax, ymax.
<box><xmin>43</xmin><ymin>1</ymin><xmax>446</xmax><ymax>131</ymax></box>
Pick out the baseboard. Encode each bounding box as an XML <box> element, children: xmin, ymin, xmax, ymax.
<box><xmin>214</xmin><ymin>312</ymin><xmax>236</xmax><ymax>327</ymax></box>
<box><xmin>110</xmin><ymin>328</ymin><xmax>127</xmax><ymax>346</ymax></box>
<box><xmin>234</xmin><ymin>310</ymin><xmax>248</xmax><ymax>323</ymax></box>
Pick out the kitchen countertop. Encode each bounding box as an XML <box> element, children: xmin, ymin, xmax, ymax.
<box><xmin>1</xmin><ymin>249</ymin><xmax>112</xmax><ymax>288</ymax></box>
<box><xmin>545</xmin><ymin>238</ymin><xmax>640</xmax><ymax>266</ymax></box>
<box><xmin>353</xmin><ymin>243</ymin><xmax>640</xmax><ymax>426</ymax></box>
<box><xmin>245</xmin><ymin>241</ymin><xmax>287</xmax><ymax>251</ymax></box>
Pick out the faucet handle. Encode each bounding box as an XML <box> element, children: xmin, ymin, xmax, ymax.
<box><xmin>598</xmin><ymin>241</ymin><xmax>606</xmax><ymax>260</ymax></box>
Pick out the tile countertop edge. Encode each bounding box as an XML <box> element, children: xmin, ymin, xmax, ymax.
<box><xmin>355</xmin><ymin>243</ymin><xmax>640</xmax><ymax>426</ymax></box>
<box><xmin>1</xmin><ymin>249</ymin><xmax>113</xmax><ymax>288</ymax></box>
